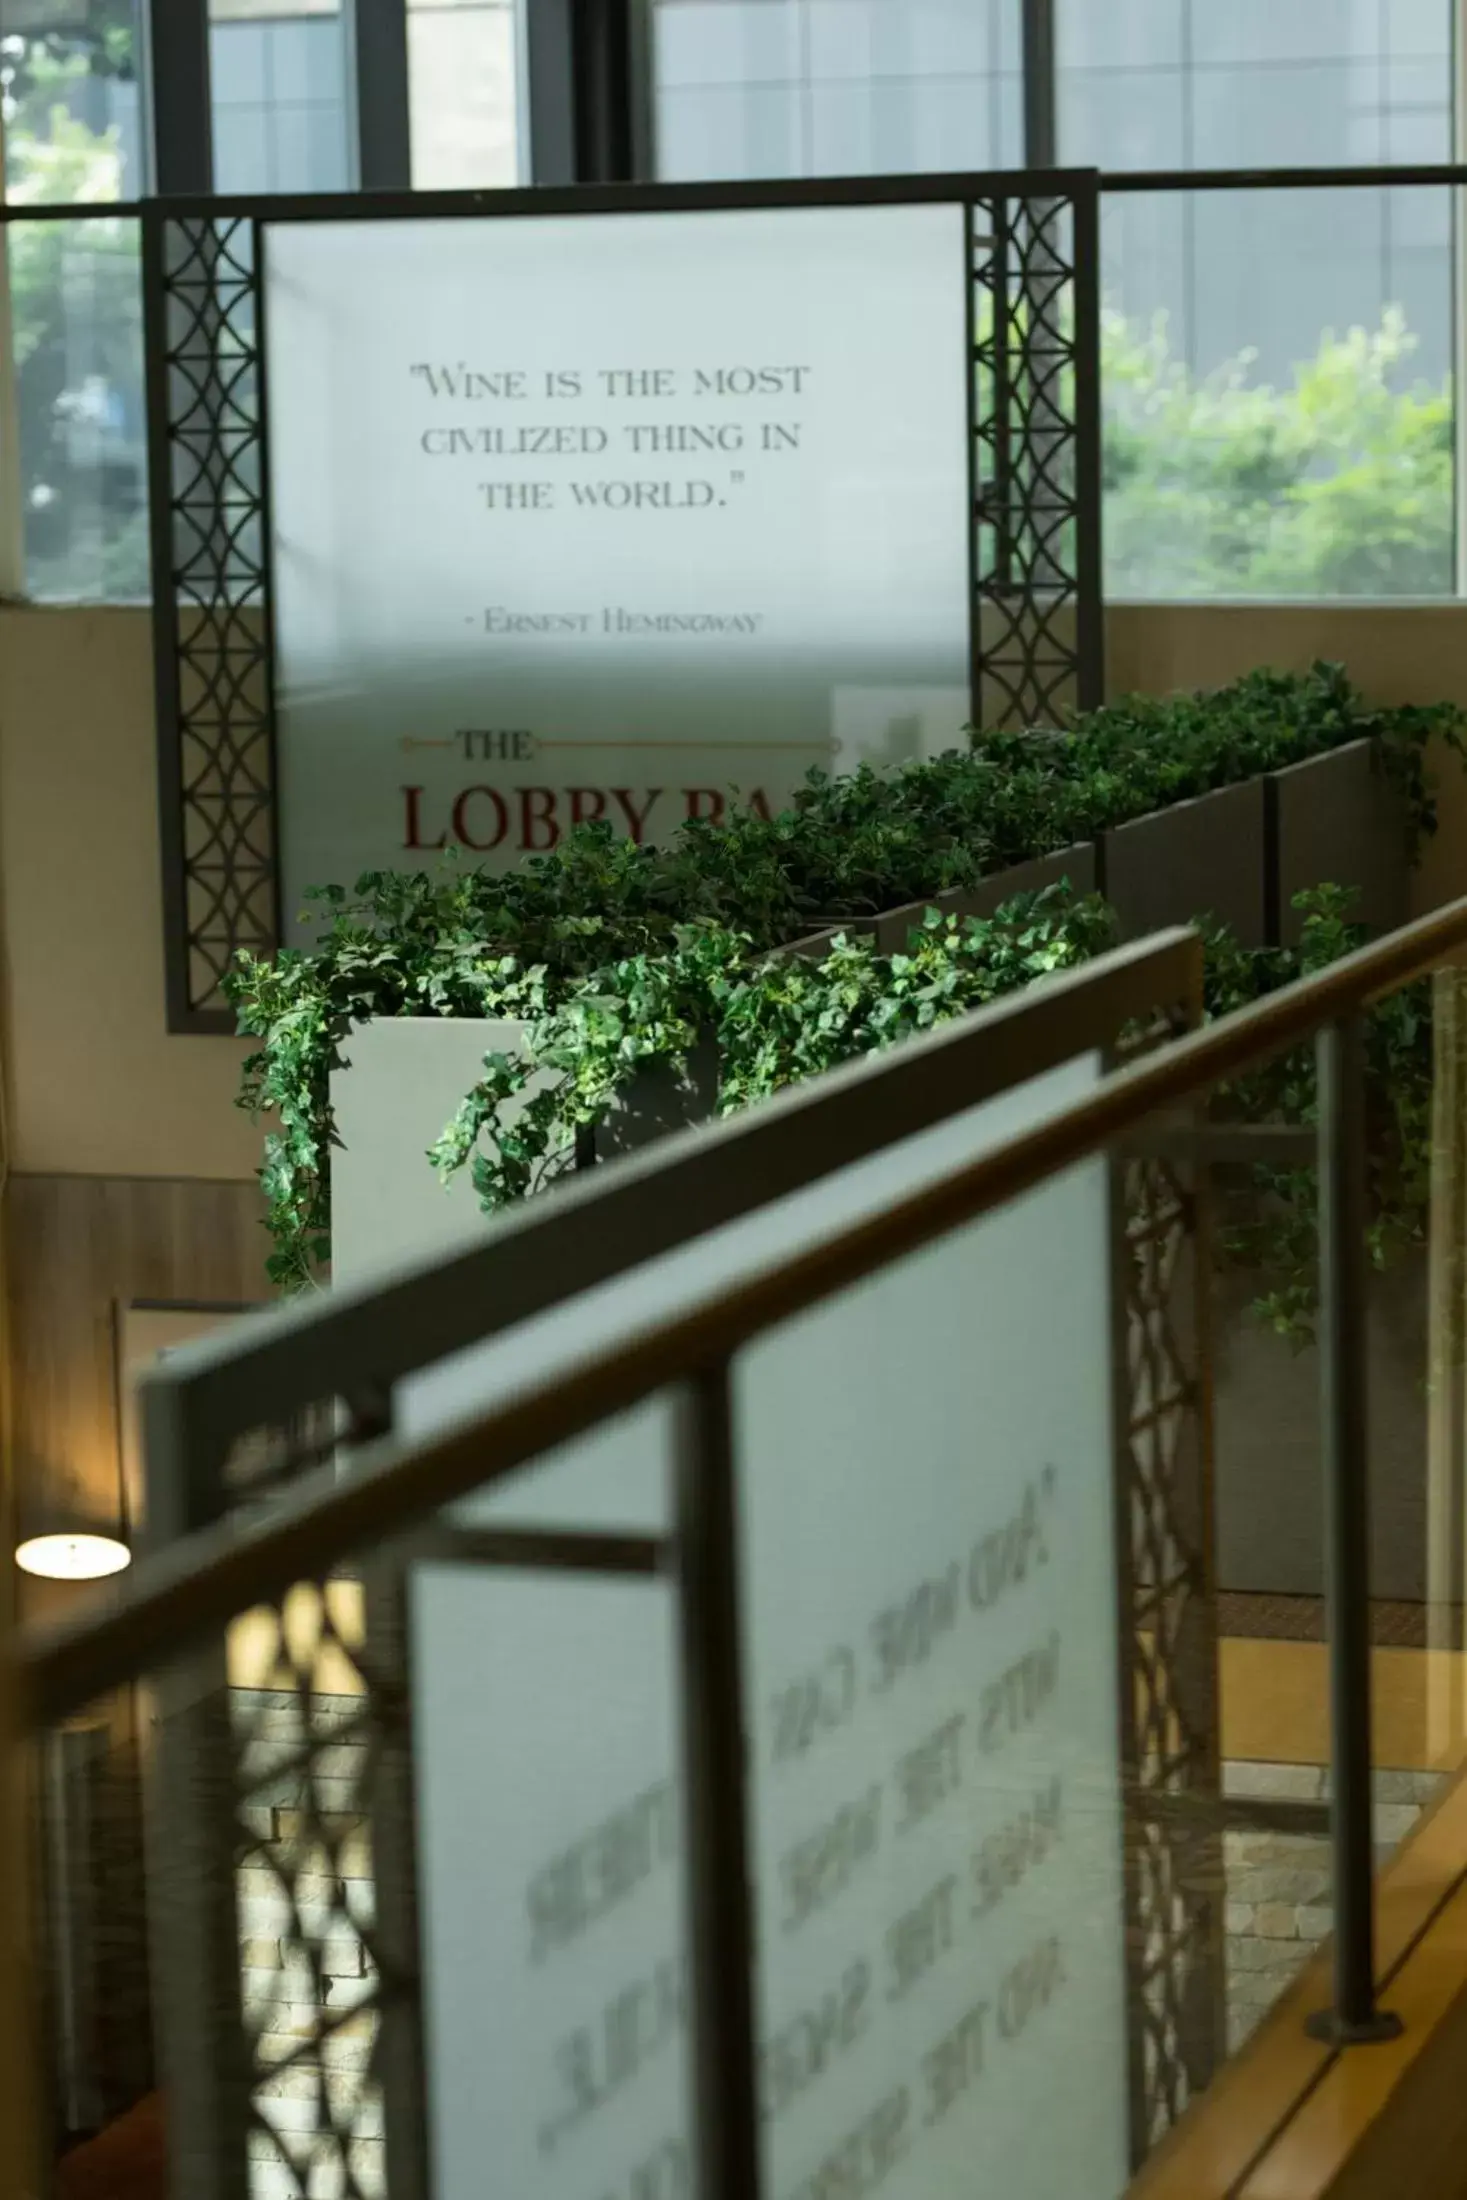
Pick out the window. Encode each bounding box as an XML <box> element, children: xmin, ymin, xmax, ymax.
<box><xmin>408</xmin><ymin>0</ymin><xmax>519</xmax><ymax>188</ymax></box>
<box><xmin>5</xmin><ymin>213</ymin><xmax>146</xmax><ymax>599</ymax></box>
<box><xmin>208</xmin><ymin>0</ymin><xmax>352</xmax><ymax>194</ymax></box>
<box><xmin>1</xmin><ymin>0</ymin><xmax>146</xmax><ymax>200</ymax></box>
<box><xmin>1058</xmin><ymin>0</ymin><xmax>1458</xmax><ymax>598</ymax></box>
<box><xmin>1</xmin><ymin>0</ymin><xmax>1457</xmax><ymax>606</ymax></box>
<box><xmin>2</xmin><ymin>0</ymin><xmax>148</xmax><ymax>599</ymax></box>
<box><xmin>652</xmin><ymin>0</ymin><xmax>1023</xmax><ymax>182</ymax></box>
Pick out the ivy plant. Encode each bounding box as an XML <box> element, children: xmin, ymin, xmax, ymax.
<box><xmin>1204</xmin><ymin>885</ymin><xmax>1434</xmax><ymax>1345</ymax></box>
<box><xmin>428</xmin><ymin>887</ymin><xmax>1119</xmax><ymax>1213</ymax></box>
<box><xmin>224</xmin><ymin>664</ymin><xmax>1465</xmax><ymax>1293</ymax></box>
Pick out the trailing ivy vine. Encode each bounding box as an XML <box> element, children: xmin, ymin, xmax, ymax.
<box><xmin>224</xmin><ymin>663</ymin><xmax>1465</xmax><ymax>1297</ymax></box>
<box><xmin>427</xmin><ymin>888</ymin><xmax>1121</xmax><ymax>1214</ymax></box>
<box><xmin>1204</xmin><ymin>885</ymin><xmax>1434</xmax><ymax>1345</ymax></box>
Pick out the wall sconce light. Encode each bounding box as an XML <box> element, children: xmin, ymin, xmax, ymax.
<box><xmin>15</xmin><ymin>1460</ymin><xmax>131</xmax><ymax>1583</ymax></box>
<box><xmin>16</xmin><ymin>1526</ymin><xmax>131</xmax><ymax>1582</ymax></box>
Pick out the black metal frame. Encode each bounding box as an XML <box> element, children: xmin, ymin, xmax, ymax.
<box><xmin>111</xmin><ymin>930</ymin><xmax>1210</xmax><ymax>2200</ymax></box>
<box><xmin>1306</xmin><ymin>1017</ymin><xmax>1404</xmax><ymax>2048</ymax></box>
<box><xmin>520</xmin><ymin>0</ymin><xmax>650</xmax><ymax>182</ymax></box>
<box><xmin>31</xmin><ymin>894</ymin><xmax>1467</xmax><ymax>2189</ymax></box>
<box><xmin>144</xmin><ymin>0</ymin><xmax>212</xmax><ymax>195</ymax></box>
<box><xmin>675</xmin><ymin>1361</ymin><xmax>762</xmax><ymax>2200</ymax></box>
<box><xmin>132</xmin><ymin>167</ymin><xmax>1102</xmax><ymax>1029</ymax></box>
<box><xmin>1111</xmin><ymin>1117</ymin><xmax>1224</xmax><ymax>2153</ymax></box>
<box><xmin>1021</xmin><ymin>0</ymin><xmax>1057</xmax><ymax>170</ymax></box>
<box><xmin>142</xmin><ymin>210</ymin><xmax>281</xmax><ymax>1032</ymax></box>
<box><xmin>353</xmin><ymin>0</ymin><xmax>414</xmax><ymax>190</ymax></box>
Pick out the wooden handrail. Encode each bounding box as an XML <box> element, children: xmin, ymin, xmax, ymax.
<box><xmin>15</xmin><ymin>889</ymin><xmax>1467</xmax><ymax>1729</ymax></box>
<box><xmin>1131</xmin><ymin>1761</ymin><xmax>1467</xmax><ymax>2198</ymax></box>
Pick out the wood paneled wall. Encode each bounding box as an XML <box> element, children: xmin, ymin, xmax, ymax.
<box><xmin>0</xmin><ymin>1475</ymin><xmax>39</xmax><ymax>2200</ymax></box>
<box><xmin>4</xmin><ymin>1174</ymin><xmax>268</xmax><ymax>1624</ymax></box>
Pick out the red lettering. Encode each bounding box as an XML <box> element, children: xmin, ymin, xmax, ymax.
<box><xmin>746</xmin><ymin>788</ymin><xmax>773</xmax><ymax>821</ymax></box>
<box><xmin>519</xmin><ymin>785</ymin><xmax>561</xmax><ymax>852</ymax></box>
<box><xmin>611</xmin><ymin>788</ymin><xmax>663</xmax><ymax>844</ymax></box>
<box><xmin>568</xmin><ymin>787</ymin><xmax>608</xmax><ymax>828</ymax></box>
<box><xmin>403</xmin><ymin>785</ymin><xmax>448</xmax><ymax>851</ymax></box>
<box><xmin>452</xmin><ymin>785</ymin><xmax>509</xmax><ymax>851</ymax></box>
<box><xmin>683</xmin><ymin>788</ymin><xmax>725</xmax><ymax>825</ymax></box>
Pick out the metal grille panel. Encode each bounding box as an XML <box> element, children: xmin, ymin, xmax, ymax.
<box><xmin>1121</xmin><ymin>1152</ymin><xmax>1225</xmax><ymax>2147</ymax></box>
<box><xmin>149</xmin><ymin>1576</ymin><xmax>420</xmax><ymax>2200</ymax></box>
<box><xmin>145</xmin><ymin>214</ymin><xmax>278</xmax><ymax>1035</ymax></box>
<box><xmin>973</xmin><ymin>190</ymin><xmax>1099</xmax><ymax>730</ymax></box>
<box><xmin>236</xmin><ymin>1597</ymin><xmax>386</xmax><ymax>2200</ymax></box>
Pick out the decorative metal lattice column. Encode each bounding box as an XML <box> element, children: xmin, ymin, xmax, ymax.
<box><xmin>144</xmin><ymin>211</ymin><xmax>279</xmax><ymax>1036</ymax></box>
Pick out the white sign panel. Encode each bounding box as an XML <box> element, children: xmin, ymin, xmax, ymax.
<box><xmin>381</xmin><ymin>1054</ymin><xmax>1129</xmax><ymax>2200</ymax></box>
<box><xmin>264</xmin><ymin>203</ymin><xmax>971</xmax><ymax>926</ymax></box>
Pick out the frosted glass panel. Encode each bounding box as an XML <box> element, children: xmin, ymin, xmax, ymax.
<box><xmin>409</xmin><ymin>1053</ymin><xmax>1128</xmax><ymax>2199</ymax></box>
<box><xmin>4</xmin><ymin>216</ymin><xmax>148</xmax><ymax>603</ymax></box>
<box><xmin>265</xmin><ymin>204</ymin><xmax>970</xmax><ymax>916</ymax></box>
<box><xmin>736</xmin><ymin>1102</ymin><xmax>1126</xmax><ymax>2193</ymax></box>
<box><xmin>414</xmin><ymin>1557</ymin><xmax>689</xmax><ymax>2200</ymax></box>
<box><xmin>1055</xmin><ymin>0</ymin><xmax>1457</xmax><ymax>603</ymax></box>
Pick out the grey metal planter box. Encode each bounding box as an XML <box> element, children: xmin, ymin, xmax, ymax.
<box><xmin>595</xmin><ymin>1039</ymin><xmax>721</xmax><ymax>1160</ymax></box>
<box><xmin>871</xmin><ymin>842</ymin><xmax>1098</xmax><ymax>955</ymax></box>
<box><xmin>1270</xmin><ymin>736</ymin><xmax>1410</xmax><ymax>946</ymax></box>
<box><xmin>1103</xmin><ymin>779</ymin><xmax>1267</xmax><ymax>947</ymax></box>
<box><xmin>777</xmin><ymin>925</ymin><xmax>843</xmax><ymax>960</ymax></box>
<box><xmin>1213</xmin><ymin>1251</ymin><xmax>1428</xmax><ymax>1602</ymax></box>
<box><xmin>331</xmin><ymin>736</ymin><xmax>1422</xmax><ymax>1281</ymax></box>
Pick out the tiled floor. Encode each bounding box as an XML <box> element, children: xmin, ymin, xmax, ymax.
<box><xmin>1221</xmin><ymin>1758</ymin><xmax>1444</xmax><ymax>2052</ymax></box>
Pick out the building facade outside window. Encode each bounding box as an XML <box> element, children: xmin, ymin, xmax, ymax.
<box><xmin>1</xmin><ymin>0</ymin><xmax>148</xmax><ymax>599</ymax></box>
<box><xmin>650</xmin><ymin>0</ymin><xmax>1458</xmax><ymax>601</ymax></box>
<box><xmin>653</xmin><ymin>0</ymin><xmax>1022</xmax><ymax>180</ymax></box>
<box><xmin>208</xmin><ymin>0</ymin><xmax>353</xmax><ymax>195</ymax></box>
<box><xmin>1065</xmin><ymin>0</ymin><xmax>1456</xmax><ymax>598</ymax></box>
<box><xmin>0</xmin><ymin>0</ymin><xmax>1459</xmax><ymax>604</ymax></box>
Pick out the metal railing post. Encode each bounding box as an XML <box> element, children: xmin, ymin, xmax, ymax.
<box><xmin>1307</xmin><ymin>1015</ymin><xmax>1401</xmax><ymax>2046</ymax></box>
<box><xmin>674</xmin><ymin>1360</ymin><xmax>762</xmax><ymax>2200</ymax></box>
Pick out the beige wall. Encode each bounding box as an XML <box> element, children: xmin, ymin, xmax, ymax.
<box><xmin>0</xmin><ymin>606</ymin><xmax>260</xmax><ymax>1180</ymax></box>
<box><xmin>4</xmin><ymin>599</ymin><xmax>1467</xmax><ymax>1186</ymax></box>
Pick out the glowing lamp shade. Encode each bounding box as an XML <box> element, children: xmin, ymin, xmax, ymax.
<box><xmin>16</xmin><ymin>1530</ymin><xmax>131</xmax><ymax>1581</ymax></box>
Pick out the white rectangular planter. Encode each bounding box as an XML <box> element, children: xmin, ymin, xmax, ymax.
<box><xmin>330</xmin><ymin>1019</ymin><xmax>719</xmax><ymax>1281</ymax></box>
<box><xmin>330</xmin><ymin>1017</ymin><xmax>538</xmax><ymax>1283</ymax></box>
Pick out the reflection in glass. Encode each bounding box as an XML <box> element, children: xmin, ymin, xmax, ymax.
<box><xmin>5</xmin><ymin>214</ymin><xmax>148</xmax><ymax>600</ymax></box>
<box><xmin>1</xmin><ymin>1</ymin><xmax>149</xmax><ymax>599</ymax></box>
<box><xmin>0</xmin><ymin>0</ymin><xmax>145</xmax><ymax>202</ymax></box>
<box><xmin>408</xmin><ymin>0</ymin><xmax>520</xmax><ymax>188</ymax></box>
